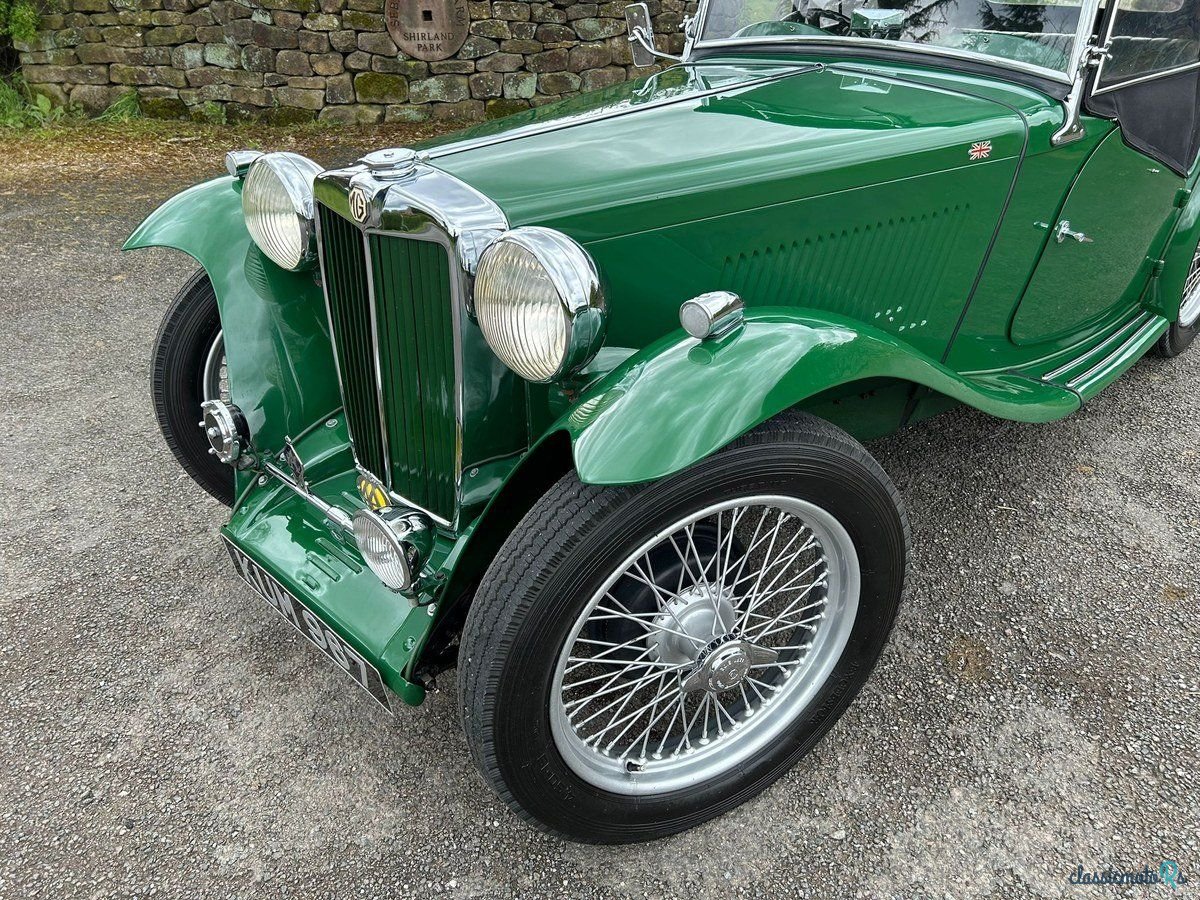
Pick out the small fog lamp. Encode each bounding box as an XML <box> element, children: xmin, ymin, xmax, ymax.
<box><xmin>352</xmin><ymin>508</ymin><xmax>433</xmax><ymax>593</ymax></box>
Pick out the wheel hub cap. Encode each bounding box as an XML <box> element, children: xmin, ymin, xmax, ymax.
<box><xmin>681</xmin><ymin>635</ymin><xmax>779</xmax><ymax>694</ymax></box>
<box><xmin>647</xmin><ymin>582</ymin><xmax>737</xmax><ymax>665</ymax></box>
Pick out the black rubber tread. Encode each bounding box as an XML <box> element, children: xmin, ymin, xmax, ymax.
<box><xmin>1154</xmin><ymin>321</ymin><xmax>1197</xmax><ymax>358</ymax></box>
<box><xmin>457</xmin><ymin>410</ymin><xmax>909</xmax><ymax>843</ymax></box>
<box><xmin>150</xmin><ymin>269</ymin><xmax>234</xmax><ymax>506</ymax></box>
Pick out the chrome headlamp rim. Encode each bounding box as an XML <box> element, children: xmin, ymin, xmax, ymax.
<box><xmin>352</xmin><ymin>507</ymin><xmax>433</xmax><ymax>594</ymax></box>
<box><xmin>474</xmin><ymin>226</ymin><xmax>607</xmax><ymax>384</ymax></box>
<box><xmin>241</xmin><ymin>151</ymin><xmax>323</xmax><ymax>272</ymax></box>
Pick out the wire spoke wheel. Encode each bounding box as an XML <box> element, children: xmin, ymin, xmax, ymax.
<box><xmin>202</xmin><ymin>329</ymin><xmax>230</xmax><ymax>404</ymax></box>
<box><xmin>550</xmin><ymin>494</ymin><xmax>860</xmax><ymax>795</ymax></box>
<box><xmin>460</xmin><ymin>413</ymin><xmax>906</xmax><ymax>841</ymax></box>
<box><xmin>1179</xmin><ymin>246</ymin><xmax>1200</xmax><ymax>328</ymax></box>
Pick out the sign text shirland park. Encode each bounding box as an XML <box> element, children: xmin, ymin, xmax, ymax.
<box><xmin>386</xmin><ymin>0</ymin><xmax>471</xmax><ymax>61</ymax></box>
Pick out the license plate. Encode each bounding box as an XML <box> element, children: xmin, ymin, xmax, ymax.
<box><xmin>224</xmin><ymin>539</ymin><xmax>392</xmax><ymax>712</ymax></box>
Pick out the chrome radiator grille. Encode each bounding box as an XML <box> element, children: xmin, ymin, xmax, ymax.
<box><xmin>317</xmin><ymin>203</ymin><xmax>458</xmax><ymax>522</ymax></box>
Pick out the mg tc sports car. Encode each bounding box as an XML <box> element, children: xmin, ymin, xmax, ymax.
<box><xmin>128</xmin><ymin>0</ymin><xmax>1200</xmax><ymax>843</ymax></box>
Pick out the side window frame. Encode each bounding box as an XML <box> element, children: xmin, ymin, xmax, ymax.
<box><xmin>1082</xmin><ymin>0</ymin><xmax>1200</xmax><ymax>174</ymax></box>
<box><xmin>1092</xmin><ymin>0</ymin><xmax>1200</xmax><ymax>93</ymax></box>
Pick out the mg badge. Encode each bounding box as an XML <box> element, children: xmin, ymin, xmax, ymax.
<box><xmin>348</xmin><ymin>186</ymin><xmax>370</xmax><ymax>224</ymax></box>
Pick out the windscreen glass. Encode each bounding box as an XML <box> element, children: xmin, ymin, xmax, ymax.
<box><xmin>699</xmin><ymin>0</ymin><xmax>1087</xmax><ymax>73</ymax></box>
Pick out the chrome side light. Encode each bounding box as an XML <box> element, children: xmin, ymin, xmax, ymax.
<box><xmin>225</xmin><ymin>149</ymin><xmax>264</xmax><ymax>179</ymax></box>
<box><xmin>241</xmin><ymin>152</ymin><xmax>323</xmax><ymax>271</ymax></box>
<box><xmin>474</xmin><ymin>227</ymin><xmax>607</xmax><ymax>383</ymax></box>
<box><xmin>352</xmin><ymin>508</ymin><xmax>434</xmax><ymax>594</ymax></box>
<box><xmin>680</xmin><ymin>291</ymin><xmax>744</xmax><ymax>340</ymax></box>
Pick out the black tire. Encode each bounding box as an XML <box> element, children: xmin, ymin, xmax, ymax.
<box><xmin>1156</xmin><ymin>244</ymin><xmax>1200</xmax><ymax>358</ymax></box>
<box><xmin>150</xmin><ymin>269</ymin><xmax>234</xmax><ymax>505</ymax></box>
<box><xmin>1155</xmin><ymin>321</ymin><xmax>1197</xmax><ymax>358</ymax></box>
<box><xmin>458</xmin><ymin>411</ymin><xmax>909</xmax><ymax>843</ymax></box>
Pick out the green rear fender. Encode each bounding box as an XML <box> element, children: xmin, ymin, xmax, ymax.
<box><xmin>562</xmin><ymin>309</ymin><xmax>1081</xmax><ymax>486</ymax></box>
<box><xmin>1149</xmin><ymin>176</ymin><xmax>1200</xmax><ymax>320</ymax></box>
<box><xmin>124</xmin><ymin>176</ymin><xmax>341</xmax><ymax>459</ymax></box>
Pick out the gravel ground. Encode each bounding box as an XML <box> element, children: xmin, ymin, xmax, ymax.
<box><xmin>0</xmin><ymin>169</ymin><xmax>1196</xmax><ymax>900</ymax></box>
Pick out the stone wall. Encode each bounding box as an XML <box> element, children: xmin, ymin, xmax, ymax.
<box><xmin>15</xmin><ymin>0</ymin><xmax>694</xmax><ymax>123</ymax></box>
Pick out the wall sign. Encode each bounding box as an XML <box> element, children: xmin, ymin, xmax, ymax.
<box><xmin>386</xmin><ymin>0</ymin><xmax>470</xmax><ymax>61</ymax></box>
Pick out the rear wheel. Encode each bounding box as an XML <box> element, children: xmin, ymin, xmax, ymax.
<box><xmin>458</xmin><ymin>412</ymin><xmax>908</xmax><ymax>843</ymax></box>
<box><xmin>1156</xmin><ymin>244</ymin><xmax>1200</xmax><ymax>358</ymax></box>
<box><xmin>150</xmin><ymin>269</ymin><xmax>234</xmax><ymax>505</ymax></box>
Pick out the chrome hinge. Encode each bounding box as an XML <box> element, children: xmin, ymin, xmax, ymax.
<box><xmin>1051</xmin><ymin>42</ymin><xmax>1112</xmax><ymax>147</ymax></box>
<box><xmin>1082</xmin><ymin>41</ymin><xmax>1113</xmax><ymax>67</ymax></box>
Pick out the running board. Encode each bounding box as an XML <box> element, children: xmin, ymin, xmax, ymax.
<box><xmin>1039</xmin><ymin>312</ymin><xmax>1169</xmax><ymax>401</ymax></box>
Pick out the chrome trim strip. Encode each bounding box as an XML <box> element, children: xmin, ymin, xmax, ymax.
<box><xmin>314</xmin><ymin>207</ymin><xmax>363</xmax><ymax>461</ymax></box>
<box><xmin>360</xmin><ymin>229</ymin><xmax>395</xmax><ymax>486</ymax></box>
<box><xmin>425</xmin><ymin>63</ymin><xmax>818</xmax><ymax>161</ymax></box>
<box><xmin>264</xmin><ymin>460</ymin><xmax>354</xmax><ymax>532</ymax></box>
<box><xmin>1093</xmin><ymin>59</ymin><xmax>1200</xmax><ymax>96</ymax></box>
<box><xmin>1066</xmin><ymin>316</ymin><xmax>1162</xmax><ymax>390</ymax></box>
<box><xmin>690</xmin><ymin>35</ymin><xmax>1075</xmax><ymax>83</ymax></box>
<box><xmin>1043</xmin><ymin>312</ymin><xmax>1150</xmax><ymax>382</ymax></box>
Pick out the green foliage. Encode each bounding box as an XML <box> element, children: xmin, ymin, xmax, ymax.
<box><xmin>1</xmin><ymin>0</ymin><xmax>43</xmax><ymax>44</ymax></box>
<box><xmin>0</xmin><ymin>73</ymin><xmax>75</xmax><ymax>128</ymax></box>
<box><xmin>0</xmin><ymin>76</ymin><xmax>26</xmax><ymax>127</ymax></box>
<box><xmin>26</xmin><ymin>89</ymin><xmax>65</xmax><ymax>124</ymax></box>
<box><xmin>194</xmin><ymin>100</ymin><xmax>227</xmax><ymax>125</ymax></box>
<box><xmin>97</xmin><ymin>88</ymin><xmax>140</xmax><ymax>123</ymax></box>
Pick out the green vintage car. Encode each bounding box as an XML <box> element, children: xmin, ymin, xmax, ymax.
<box><xmin>128</xmin><ymin>0</ymin><xmax>1200</xmax><ymax>842</ymax></box>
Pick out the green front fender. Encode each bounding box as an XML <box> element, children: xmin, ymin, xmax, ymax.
<box><xmin>124</xmin><ymin>176</ymin><xmax>341</xmax><ymax>460</ymax></box>
<box><xmin>562</xmin><ymin>309</ymin><xmax>1081</xmax><ymax>486</ymax></box>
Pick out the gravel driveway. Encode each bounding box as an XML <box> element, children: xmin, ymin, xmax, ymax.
<box><xmin>1</xmin><ymin>169</ymin><xmax>1196</xmax><ymax>900</ymax></box>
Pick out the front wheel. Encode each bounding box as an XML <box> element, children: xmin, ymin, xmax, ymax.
<box><xmin>150</xmin><ymin>269</ymin><xmax>234</xmax><ymax>505</ymax></box>
<box><xmin>458</xmin><ymin>412</ymin><xmax>909</xmax><ymax>843</ymax></box>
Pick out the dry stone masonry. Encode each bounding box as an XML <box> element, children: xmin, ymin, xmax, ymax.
<box><xmin>16</xmin><ymin>0</ymin><xmax>695</xmax><ymax>123</ymax></box>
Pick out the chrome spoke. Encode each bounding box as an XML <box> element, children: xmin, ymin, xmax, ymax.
<box><xmin>550</xmin><ymin>494</ymin><xmax>861</xmax><ymax>795</ymax></box>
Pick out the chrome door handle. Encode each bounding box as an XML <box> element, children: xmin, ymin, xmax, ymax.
<box><xmin>1054</xmin><ymin>220</ymin><xmax>1093</xmax><ymax>244</ymax></box>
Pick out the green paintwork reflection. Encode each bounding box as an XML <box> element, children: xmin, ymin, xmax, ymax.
<box><xmin>562</xmin><ymin>309</ymin><xmax>1079</xmax><ymax>486</ymax></box>
<box><xmin>124</xmin><ymin>177</ymin><xmax>343</xmax><ymax>460</ymax></box>
<box><xmin>435</xmin><ymin>61</ymin><xmax>1031</xmax><ymax>247</ymax></box>
<box><xmin>1012</xmin><ymin>129</ymin><xmax>1183</xmax><ymax>343</ymax></box>
<box><xmin>1149</xmin><ymin>176</ymin><xmax>1200</xmax><ymax>320</ymax></box>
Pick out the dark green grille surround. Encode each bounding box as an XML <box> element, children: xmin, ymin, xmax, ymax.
<box><xmin>317</xmin><ymin>204</ymin><xmax>458</xmax><ymax>522</ymax></box>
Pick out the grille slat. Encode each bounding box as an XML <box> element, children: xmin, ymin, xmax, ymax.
<box><xmin>317</xmin><ymin>204</ymin><xmax>457</xmax><ymax>522</ymax></box>
<box><xmin>371</xmin><ymin>234</ymin><xmax>458</xmax><ymax>518</ymax></box>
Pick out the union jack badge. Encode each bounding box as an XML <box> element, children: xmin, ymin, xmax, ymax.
<box><xmin>969</xmin><ymin>140</ymin><xmax>993</xmax><ymax>160</ymax></box>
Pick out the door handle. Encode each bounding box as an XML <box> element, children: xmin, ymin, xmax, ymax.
<box><xmin>1054</xmin><ymin>220</ymin><xmax>1094</xmax><ymax>244</ymax></box>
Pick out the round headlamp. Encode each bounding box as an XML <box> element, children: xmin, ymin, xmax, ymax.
<box><xmin>242</xmin><ymin>152</ymin><xmax>323</xmax><ymax>271</ymax></box>
<box><xmin>352</xmin><ymin>508</ymin><xmax>433</xmax><ymax>593</ymax></box>
<box><xmin>474</xmin><ymin>227</ymin><xmax>606</xmax><ymax>383</ymax></box>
